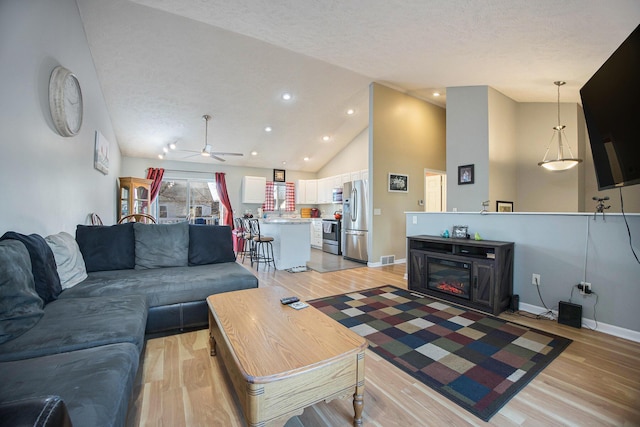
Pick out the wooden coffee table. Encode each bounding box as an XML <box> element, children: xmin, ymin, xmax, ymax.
<box><xmin>207</xmin><ymin>286</ymin><xmax>367</xmax><ymax>426</ymax></box>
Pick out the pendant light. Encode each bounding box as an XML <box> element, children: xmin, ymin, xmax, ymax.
<box><xmin>538</xmin><ymin>81</ymin><xmax>583</xmax><ymax>171</ymax></box>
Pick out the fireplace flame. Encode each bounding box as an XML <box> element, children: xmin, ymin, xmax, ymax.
<box><xmin>436</xmin><ymin>282</ymin><xmax>466</xmax><ymax>295</ymax></box>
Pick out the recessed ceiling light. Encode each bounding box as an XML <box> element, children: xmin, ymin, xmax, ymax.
<box><xmin>265</xmin><ymin>126</ymin><xmax>272</xmax><ymax>132</ymax></box>
<box><xmin>281</xmin><ymin>92</ymin><xmax>292</xmax><ymax>101</ymax></box>
<box><xmin>346</xmin><ymin>108</ymin><xmax>355</xmax><ymax>115</ymax></box>
<box><xmin>282</xmin><ymin>161</ymin><xmax>286</xmax><ymax>165</ymax></box>
<box><xmin>322</xmin><ymin>135</ymin><xmax>330</xmax><ymax>142</ymax></box>
<box><xmin>433</xmin><ymin>92</ymin><xmax>441</xmax><ymax>97</ymax></box>
<box><xmin>303</xmin><ymin>156</ymin><xmax>310</xmax><ymax>161</ymax></box>
<box><xmin>251</xmin><ymin>151</ymin><xmax>258</xmax><ymax>156</ymax></box>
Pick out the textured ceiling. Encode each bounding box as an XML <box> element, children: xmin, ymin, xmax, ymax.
<box><xmin>76</xmin><ymin>0</ymin><xmax>640</xmax><ymax>172</ymax></box>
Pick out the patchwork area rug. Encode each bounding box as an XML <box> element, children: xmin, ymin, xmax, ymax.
<box><xmin>309</xmin><ymin>285</ymin><xmax>572</xmax><ymax>421</ymax></box>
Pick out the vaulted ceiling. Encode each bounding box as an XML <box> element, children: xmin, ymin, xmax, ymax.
<box><xmin>76</xmin><ymin>0</ymin><xmax>640</xmax><ymax>172</ymax></box>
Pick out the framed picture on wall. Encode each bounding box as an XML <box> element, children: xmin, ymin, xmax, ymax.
<box><xmin>94</xmin><ymin>130</ymin><xmax>109</xmax><ymax>175</ymax></box>
<box><xmin>388</xmin><ymin>173</ymin><xmax>408</xmax><ymax>192</ymax></box>
<box><xmin>273</xmin><ymin>169</ymin><xmax>286</xmax><ymax>182</ymax></box>
<box><xmin>496</xmin><ymin>201</ymin><xmax>514</xmax><ymax>212</ymax></box>
<box><xmin>458</xmin><ymin>164</ymin><xmax>474</xmax><ymax>185</ymax></box>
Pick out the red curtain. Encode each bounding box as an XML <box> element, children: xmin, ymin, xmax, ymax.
<box><xmin>146</xmin><ymin>168</ymin><xmax>164</xmax><ymax>202</ymax></box>
<box><xmin>215</xmin><ymin>172</ymin><xmax>234</xmax><ymax>227</ymax></box>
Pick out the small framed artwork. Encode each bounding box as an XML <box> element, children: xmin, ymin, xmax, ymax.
<box><xmin>273</xmin><ymin>169</ymin><xmax>286</xmax><ymax>182</ymax></box>
<box><xmin>458</xmin><ymin>164</ymin><xmax>474</xmax><ymax>185</ymax></box>
<box><xmin>388</xmin><ymin>173</ymin><xmax>408</xmax><ymax>192</ymax></box>
<box><xmin>94</xmin><ymin>130</ymin><xmax>109</xmax><ymax>175</ymax></box>
<box><xmin>497</xmin><ymin>201</ymin><xmax>514</xmax><ymax>212</ymax></box>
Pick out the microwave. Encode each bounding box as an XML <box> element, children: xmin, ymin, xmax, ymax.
<box><xmin>332</xmin><ymin>188</ymin><xmax>343</xmax><ymax>203</ymax></box>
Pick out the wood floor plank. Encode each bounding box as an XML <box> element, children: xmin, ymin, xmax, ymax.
<box><xmin>127</xmin><ymin>261</ymin><xmax>640</xmax><ymax>426</ymax></box>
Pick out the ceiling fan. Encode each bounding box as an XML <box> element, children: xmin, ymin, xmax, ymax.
<box><xmin>180</xmin><ymin>114</ymin><xmax>243</xmax><ymax>162</ymax></box>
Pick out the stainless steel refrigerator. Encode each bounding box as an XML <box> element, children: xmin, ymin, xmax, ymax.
<box><xmin>342</xmin><ymin>180</ymin><xmax>369</xmax><ymax>263</ymax></box>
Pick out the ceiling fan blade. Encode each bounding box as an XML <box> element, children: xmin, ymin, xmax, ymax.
<box><xmin>211</xmin><ymin>155</ymin><xmax>226</xmax><ymax>162</ymax></box>
<box><xmin>210</xmin><ymin>152</ymin><xmax>243</xmax><ymax>157</ymax></box>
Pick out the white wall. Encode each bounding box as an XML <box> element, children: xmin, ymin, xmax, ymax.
<box><xmin>446</xmin><ymin>86</ymin><xmax>490</xmax><ymax>212</ymax></box>
<box><xmin>317</xmin><ymin>127</ymin><xmax>369</xmax><ymax>178</ymax></box>
<box><xmin>406</xmin><ymin>212</ymin><xmax>640</xmax><ymax>336</ymax></box>
<box><xmin>488</xmin><ymin>87</ymin><xmax>518</xmax><ymax>210</ymax></box>
<box><xmin>0</xmin><ymin>0</ymin><xmax>121</xmax><ymax>235</ymax></box>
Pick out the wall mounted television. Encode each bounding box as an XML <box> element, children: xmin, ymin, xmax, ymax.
<box><xmin>580</xmin><ymin>24</ymin><xmax>640</xmax><ymax>190</ymax></box>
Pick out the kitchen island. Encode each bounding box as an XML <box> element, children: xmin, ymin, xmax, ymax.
<box><xmin>259</xmin><ymin>218</ymin><xmax>311</xmax><ymax>270</ymax></box>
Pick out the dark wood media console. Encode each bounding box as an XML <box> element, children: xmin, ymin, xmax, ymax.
<box><xmin>407</xmin><ymin>235</ymin><xmax>514</xmax><ymax>315</ymax></box>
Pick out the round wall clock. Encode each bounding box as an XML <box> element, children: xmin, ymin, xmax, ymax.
<box><xmin>49</xmin><ymin>66</ymin><xmax>83</xmax><ymax>137</ymax></box>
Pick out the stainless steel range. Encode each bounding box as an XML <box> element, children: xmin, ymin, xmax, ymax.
<box><xmin>321</xmin><ymin>219</ymin><xmax>341</xmax><ymax>255</ymax></box>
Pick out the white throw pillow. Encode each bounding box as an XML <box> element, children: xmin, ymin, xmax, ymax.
<box><xmin>45</xmin><ymin>232</ymin><xmax>88</xmax><ymax>289</ymax></box>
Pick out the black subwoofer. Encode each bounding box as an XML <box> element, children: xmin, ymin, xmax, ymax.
<box><xmin>558</xmin><ymin>301</ymin><xmax>582</xmax><ymax>328</ymax></box>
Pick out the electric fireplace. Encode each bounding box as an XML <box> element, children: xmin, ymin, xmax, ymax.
<box><xmin>427</xmin><ymin>257</ymin><xmax>471</xmax><ymax>300</ymax></box>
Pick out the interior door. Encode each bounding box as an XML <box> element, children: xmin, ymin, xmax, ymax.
<box><xmin>425</xmin><ymin>174</ymin><xmax>445</xmax><ymax>212</ymax></box>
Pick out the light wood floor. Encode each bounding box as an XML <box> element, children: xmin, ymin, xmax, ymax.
<box><xmin>126</xmin><ymin>262</ymin><xmax>640</xmax><ymax>426</ymax></box>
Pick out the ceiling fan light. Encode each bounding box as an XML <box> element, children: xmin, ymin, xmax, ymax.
<box><xmin>201</xmin><ymin>149</ymin><xmax>210</xmax><ymax>157</ymax></box>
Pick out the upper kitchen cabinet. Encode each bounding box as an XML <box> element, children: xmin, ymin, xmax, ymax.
<box><xmin>242</xmin><ymin>176</ymin><xmax>267</xmax><ymax>204</ymax></box>
<box><xmin>297</xmin><ymin>179</ymin><xmax>317</xmax><ymax>204</ymax></box>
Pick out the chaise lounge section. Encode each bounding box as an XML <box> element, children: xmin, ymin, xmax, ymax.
<box><xmin>0</xmin><ymin>222</ymin><xmax>258</xmax><ymax>427</ymax></box>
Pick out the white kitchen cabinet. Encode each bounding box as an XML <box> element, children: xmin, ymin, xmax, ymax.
<box><xmin>304</xmin><ymin>180</ymin><xmax>317</xmax><ymax>204</ymax></box>
<box><xmin>310</xmin><ymin>219</ymin><xmax>323</xmax><ymax>248</ymax></box>
<box><xmin>331</xmin><ymin>175</ymin><xmax>342</xmax><ymax>190</ymax></box>
<box><xmin>317</xmin><ymin>177</ymin><xmax>331</xmax><ymax>204</ymax></box>
<box><xmin>296</xmin><ymin>179</ymin><xmax>306</xmax><ymax>204</ymax></box>
<box><xmin>350</xmin><ymin>171</ymin><xmax>361</xmax><ymax>182</ymax></box>
<box><xmin>360</xmin><ymin>169</ymin><xmax>369</xmax><ymax>181</ymax></box>
<box><xmin>242</xmin><ymin>176</ymin><xmax>266</xmax><ymax>204</ymax></box>
<box><xmin>341</xmin><ymin>173</ymin><xmax>351</xmax><ymax>185</ymax></box>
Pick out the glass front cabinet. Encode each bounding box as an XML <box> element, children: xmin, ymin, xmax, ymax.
<box><xmin>118</xmin><ymin>177</ymin><xmax>153</xmax><ymax>221</ymax></box>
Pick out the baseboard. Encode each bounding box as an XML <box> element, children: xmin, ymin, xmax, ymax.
<box><xmin>368</xmin><ymin>258</ymin><xmax>406</xmax><ymax>268</ymax></box>
<box><xmin>519</xmin><ymin>302</ymin><xmax>640</xmax><ymax>343</ymax></box>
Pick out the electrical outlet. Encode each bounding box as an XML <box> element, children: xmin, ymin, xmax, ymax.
<box><xmin>532</xmin><ymin>273</ymin><xmax>541</xmax><ymax>286</ymax></box>
<box><xmin>580</xmin><ymin>281</ymin><xmax>592</xmax><ymax>295</ymax></box>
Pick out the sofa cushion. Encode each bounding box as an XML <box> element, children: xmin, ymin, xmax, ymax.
<box><xmin>59</xmin><ymin>262</ymin><xmax>258</xmax><ymax>308</ymax></box>
<box><xmin>0</xmin><ymin>232</ymin><xmax>62</xmax><ymax>303</ymax></box>
<box><xmin>0</xmin><ymin>342</ymin><xmax>140</xmax><ymax>427</ymax></box>
<box><xmin>188</xmin><ymin>224</ymin><xmax>235</xmax><ymax>266</ymax></box>
<box><xmin>45</xmin><ymin>232</ymin><xmax>87</xmax><ymax>289</ymax></box>
<box><xmin>76</xmin><ymin>223</ymin><xmax>135</xmax><ymax>272</ymax></box>
<box><xmin>0</xmin><ymin>295</ymin><xmax>148</xmax><ymax>362</ymax></box>
<box><xmin>133</xmin><ymin>222</ymin><xmax>189</xmax><ymax>269</ymax></box>
<box><xmin>0</xmin><ymin>240</ymin><xmax>44</xmax><ymax>344</ymax></box>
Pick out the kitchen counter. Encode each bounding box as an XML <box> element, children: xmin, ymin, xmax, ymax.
<box><xmin>259</xmin><ymin>219</ymin><xmax>311</xmax><ymax>270</ymax></box>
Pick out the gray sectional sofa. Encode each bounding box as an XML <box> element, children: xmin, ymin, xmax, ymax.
<box><xmin>0</xmin><ymin>222</ymin><xmax>258</xmax><ymax>427</ymax></box>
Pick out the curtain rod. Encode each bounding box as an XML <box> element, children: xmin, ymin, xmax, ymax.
<box><xmin>146</xmin><ymin>168</ymin><xmax>215</xmax><ymax>175</ymax></box>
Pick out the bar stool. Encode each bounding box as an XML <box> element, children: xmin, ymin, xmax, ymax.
<box><xmin>249</xmin><ymin>219</ymin><xmax>276</xmax><ymax>271</ymax></box>
<box><xmin>241</xmin><ymin>217</ymin><xmax>255</xmax><ymax>265</ymax></box>
<box><xmin>232</xmin><ymin>217</ymin><xmax>247</xmax><ymax>260</ymax></box>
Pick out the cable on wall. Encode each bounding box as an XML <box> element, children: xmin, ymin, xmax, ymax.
<box><xmin>620</xmin><ymin>188</ymin><xmax>640</xmax><ymax>264</ymax></box>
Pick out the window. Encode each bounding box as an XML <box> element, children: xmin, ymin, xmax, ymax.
<box><xmin>156</xmin><ymin>178</ymin><xmax>220</xmax><ymax>224</ymax></box>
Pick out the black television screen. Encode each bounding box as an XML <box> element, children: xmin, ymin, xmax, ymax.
<box><xmin>580</xmin><ymin>24</ymin><xmax>640</xmax><ymax>190</ymax></box>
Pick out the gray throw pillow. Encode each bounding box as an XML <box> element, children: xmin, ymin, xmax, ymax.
<box><xmin>0</xmin><ymin>240</ymin><xmax>44</xmax><ymax>344</ymax></box>
<box><xmin>45</xmin><ymin>232</ymin><xmax>88</xmax><ymax>289</ymax></box>
<box><xmin>134</xmin><ymin>222</ymin><xmax>189</xmax><ymax>269</ymax></box>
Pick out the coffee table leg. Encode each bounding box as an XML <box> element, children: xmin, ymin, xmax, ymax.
<box><xmin>210</xmin><ymin>334</ymin><xmax>217</xmax><ymax>356</ymax></box>
<box><xmin>353</xmin><ymin>351</ymin><xmax>365</xmax><ymax>426</ymax></box>
<box><xmin>208</xmin><ymin>309</ymin><xmax>217</xmax><ymax>356</ymax></box>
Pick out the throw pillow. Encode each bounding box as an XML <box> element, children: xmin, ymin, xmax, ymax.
<box><xmin>45</xmin><ymin>232</ymin><xmax>88</xmax><ymax>289</ymax></box>
<box><xmin>0</xmin><ymin>232</ymin><xmax>62</xmax><ymax>304</ymax></box>
<box><xmin>0</xmin><ymin>240</ymin><xmax>45</xmax><ymax>344</ymax></box>
<box><xmin>134</xmin><ymin>222</ymin><xmax>189</xmax><ymax>269</ymax></box>
<box><xmin>188</xmin><ymin>224</ymin><xmax>236</xmax><ymax>265</ymax></box>
<box><xmin>75</xmin><ymin>223</ymin><xmax>135</xmax><ymax>272</ymax></box>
